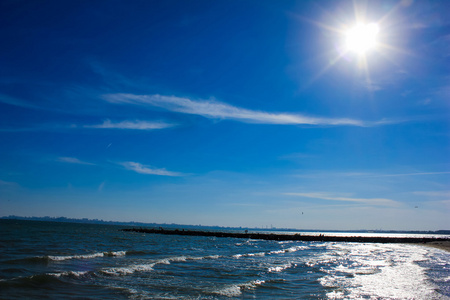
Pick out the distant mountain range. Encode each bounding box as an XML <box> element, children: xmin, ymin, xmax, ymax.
<box><xmin>1</xmin><ymin>215</ymin><xmax>449</xmax><ymax>235</ymax></box>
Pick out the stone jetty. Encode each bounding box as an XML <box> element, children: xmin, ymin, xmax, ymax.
<box><xmin>121</xmin><ymin>228</ymin><xmax>449</xmax><ymax>244</ymax></box>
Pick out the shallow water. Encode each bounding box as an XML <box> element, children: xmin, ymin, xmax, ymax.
<box><xmin>1</xmin><ymin>220</ymin><xmax>449</xmax><ymax>299</ymax></box>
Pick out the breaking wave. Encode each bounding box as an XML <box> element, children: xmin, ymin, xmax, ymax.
<box><xmin>5</xmin><ymin>251</ymin><xmax>127</xmax><ymax>264</ymax></box>
<box><xmin>213</xmin><ymin>280</ymin><xmax>265</xmax><ymax>297</ymax></box>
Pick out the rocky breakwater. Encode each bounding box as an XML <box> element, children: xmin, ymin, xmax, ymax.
<box><xmin>121</xmin><ymin>228</ymin><xmax>449</xmax><ymax>244</ymax></box>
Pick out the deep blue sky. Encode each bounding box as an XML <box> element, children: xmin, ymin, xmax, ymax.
<box><xmin>1</xmin><ymin>0</ymin><xmax>449</xmax><ymax>230</ymax></box>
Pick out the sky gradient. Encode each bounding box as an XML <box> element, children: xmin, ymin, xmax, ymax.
<box><xmin>1</xmin><ymin>0</ymin><xmax>449</xmax><ymax>230</ymax></box>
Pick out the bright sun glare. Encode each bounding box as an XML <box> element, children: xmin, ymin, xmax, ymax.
<box><xmin>345</xmin><ymin>23</ymin><xmax>379</xmax><ymax>54</ymax></box>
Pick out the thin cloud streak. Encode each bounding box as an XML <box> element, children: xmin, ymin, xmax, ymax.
<box><xmin>372</xmin><ymin>171</ymin><xmax>450</xmax><ymax>177</ymax></box>
<box><xmin>98</xmin><ymin>181</ymin><xmax>106</xmax><ymax>192</ymax></box>
<box><xmin>85</xmin><ymin>120</ymin><xmax>176</xmax><ymax>130</ymax></box>
<box><xmin>285</xmin><ymin>192</ymin><xmax>400</xmax><ymax>207</ymax></box>
<box><xmin>413</xmin><ymin>191</ymin><xmax>450</xmax><ymax>198</ymax></box>
<box><xmin>119</xmin><ymin>161</ymin><xmax>184</xmax><ymax>177</ymax></box>
<box><xmin>104</xmin><ymin>93</ymin><xmax>383</xmax><ymax>127</ymax></box>
<box><xmin>0</xmin><ymin>179</ymin><xmax>19</xmax><ymax>187</ymax></box>
<box><xmin>0</xmin><ymin>93</ymin><xmax>41</xmax><ymax>110</ymax></box>
<box><xmin>298</xmin><ymin>171</ymin><xmax>450</xmax><ymax>178</ymax></box>
<box><xmin>57</xmin><ymin>157</ymin><xmax>95</xmax><ymax>166</ymax></box>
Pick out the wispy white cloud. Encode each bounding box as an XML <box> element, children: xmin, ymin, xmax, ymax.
<box><xmin>413</xmin><ymin>191</ymin><xmax>450</xmax><ymax>198</ymax></box>
<box><xmin>418</xmin><ymin>98</ymin><xmax>432</xmax><ymax>106</ymax></box>
<box><xmin>285</xmin><ymin>192</ymin><xmax>400</xmax><ymax>207</ymax></box>
<box><xmin>363</xmin><ymin>79</ymin><xmax>383</xmax><ymax>92</ymax></box>
<box><xmin>0</xmin><ymin>179</ymin><xmax>19</xmax><ymax>187</ymax></box>
<box><xmin>0</xmin><ymin>93</ymin><xmax>40</xmax><ymax>110</ymax></box>
<box><xmin>1</xmin><ymin>120</ymin><xmax>176</xmax><ymax>132</ymax></box>
<box><xmin>98</xmin><ymin>181</ymin><xmax>106</xmax><ymax>192</ymax></box>
<box><xmin>434</xmin><ymin>84</ymin><xmax>450</xmax><ymax>99</ymax></box>
<box><xmin>430</xmin><ymin>34</ymin><xmax>450</xmax><ymax>57</ymax></box>
<box><xmin>375</xmin><ymin>171</ymin><xmax>450</xmax><ymax>177</ymax></box>
<box><xmin>119</xmin><ymin>161</ymin><xmax>184</xmax><ymax>177</ymax></box>
<box><xmin>318</xmin><ymin>171</ymin><xmax>450</xmax><ymax>178</ymax></box>
<box><xmin>279</xmin><ymin>152</ymin><xmax>316</xmax><ymax>161</ymax></box>
<box><xmin>57</xmin><ymin>157</ymin><xmax>95</xmax><ymax>166</ymax></box>
<box><xmin>103</xmin><ymin>93</ymin><xmax>386</xmax><ymax>127</ymax></box>
<box><xmin>85</xmin><ymin>119</ymin><xmax>176</xmax><ymax>130</ymax></box>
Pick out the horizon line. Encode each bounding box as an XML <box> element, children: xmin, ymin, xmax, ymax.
<box><xmin>2</xmin><ymin>215</ymin><xmax>448</xmax><ymax>233</ymax></box>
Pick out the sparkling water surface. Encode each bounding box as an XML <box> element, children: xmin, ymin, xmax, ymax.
<box><xmin>1</xmin><ymin>220</ymin><xmax>449</xmax><ymax>299</ymax></box>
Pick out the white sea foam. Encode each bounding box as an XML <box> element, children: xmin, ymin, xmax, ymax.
<box><xmin>234</xmin><ymin>240</ymin><xmax>256</xmax><ymax>246</ymax></box>
<box><xmin>105</xmin><ymin>251</ymin><xmax>126</xmax><ymax>256</ymax></box>
<box><xmin>268</xmin><ymin>263</ymin><xmax>293</xmax><ymax>273</ymax></box>
<box><xmin>214</xmin><ymin>280</ymin><xmax>265</xmax><ymax>297</ymax></box>
<box><xmin>48</xmin><ymin>270</ymin><xmax>90</xmax><ymax>278</ymax></box>
<box><xmin>47</xmin><ymin>253</ymin><xmax>104</xmax><ymax>261</ymax></box>
<box><xmin>270</xmin><ymin>249</ymin><xmax>286</xmax><ymax>254</ymax></box>
<box><xmin>233</xmin><ymin>252</ymin><xmax>265</xmax><ymax>258</ymax></box>
<box><xmin>101</xmin><ymin>264</ymin><xmax>155</xmax><ymax>276</ymax></box>
<box><xmin>241</xmin><ymin>280</ymin><xmax>265</xmax><ymax>289</ymax></box>
<box><xmin>189</xmin><ymin>254</ymin><xmax>221</xmax><ymax>261</ymax></box>
<box><xmin>233</xmin><ymin>246</ymin><xmax>308</xmax><ymax>259</ymax></box>
<box><xmin>155</xmin><ymin>258</ymin><xmax>171</xmax><ymax>265</ymax></box>
<box><xmin>285</xmin><ymin>245</ymin><xmax>309</xmax><ymax>252</ymax></box>
<box><xmin>277</xmin><ymin>240</ymin><xmax>294</xmax><ymax>244</ymax></box>
<box><xmin>99</xmin><ymin>253</ymin><xmax>224</xmax><ymax>278</ymax></box>
<box><xmin>248</xmin><ymin>252</ymin><xmax>265</xmax><ymax>257</ymax></box>
<box><xmin>268</xmin><ymin>245</ymin><xmax>310</xmax><ymax>256</ymax></box>
<box><xmin>215</xmin><ymin>285</ymin><xmax>242</xmax><ymax>297</ymax></box>
<box><xmin>99</xmin><ymin>254</ymin><xmax>216</xmax><ymax>277</ymax></box>
<box><xmin>46</xmin><ymin>250</ymin><xmax>126</xmax><ymax>261</ymax></box>
<box><xmin>169</xmin><ymin>255</ymin><xmax>187</xmax><ymax>262</ymax></box>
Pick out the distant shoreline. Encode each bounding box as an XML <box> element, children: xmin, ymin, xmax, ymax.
<box><xmin>2</xmin><ymin>217</ymin><xmax>449</xmax><ymax>236</ymax></box>
<box><xmin>122</xmin><ymin>228</ymin><xmax>450</xmax><ymax>250</ymax></box>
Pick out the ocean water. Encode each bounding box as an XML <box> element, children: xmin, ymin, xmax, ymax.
<box><xmin>1</xmin><ymin>220</ymin><xmax>449</xmax><ymax>299</ymax></box>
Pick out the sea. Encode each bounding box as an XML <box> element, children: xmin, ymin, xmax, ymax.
<box><xmin>1</xmin><ymin>220</ymin><xmax>449</xmax><ymax>299</ymax></box>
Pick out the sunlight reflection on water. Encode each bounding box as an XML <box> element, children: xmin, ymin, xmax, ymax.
<box><xmin>316</xmin><ymin>243</ymin><xmax>447</xmax><ymax>299</ymax></box>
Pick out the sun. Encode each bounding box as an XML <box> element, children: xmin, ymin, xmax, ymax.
<box><xmin>345</xmin><ymin>23</ymin><xmax>379</xmax><ymax>54</ymax></box>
